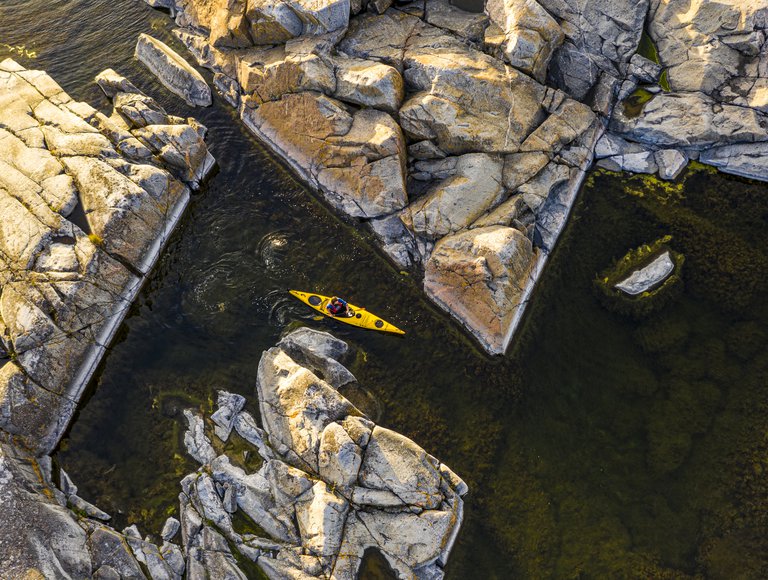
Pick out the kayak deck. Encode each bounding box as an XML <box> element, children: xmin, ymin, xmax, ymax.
<box><xmin>289</xmin><ymin>290</ymin><xmax>405</xmax><ymax>335</ymax></box>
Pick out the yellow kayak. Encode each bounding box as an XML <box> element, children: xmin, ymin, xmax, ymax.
<box><xmin>289</xmin><ymin>290</ymin><xmax>405</xmax><ymax>335</ymax></box>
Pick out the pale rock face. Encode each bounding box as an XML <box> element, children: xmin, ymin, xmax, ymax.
<box><xmin>402</xmin><ymin>153</ymin><xmax>505</xmax><ymax>239</ymax></box>
<box><xmin>246</xmin><ymin>0</ymin><xmax>304</xmax><ymax>44</ymax></box>
<box><xmin>610</xmin><ymin>92</ymin><xmax>768</xmax><ymax>148</ymax></box>
<box><xmin>359</xmin><ymin>426</ymin><xmax>443</xmax><ymax>509</ymax></box>
<box><xmin>246</xmin><ymin>0</ymin><xmax>350</xmax><ymax>42</ymax></box>
<box><xmin>237</xmin><ymin>45</ymin><xmax>336</xmax><ymax>105</ymax></box>
<box><xmin>257</xmin><ymin>346</ymin><xmax>362</xmax><ymax>473</ymax></box>
<box><xmin>700</xmin><ymin>142</ymin><xmax>768</xmax><ymax>181</ymax></box>
<box><xmin>295</xmin><ymin>480</ymin><xmax>349</xmax><ymax>557</ymax></box>
<box><xmin>615</xmin><ymin>251</ymin><xmax>676</xmax><ymax>295</ymax></box>
<box><xmin>517</xmin><ymin>162</ymin><xmax>572</xmax><ymax>212</ymax></box>
<box><xmin>486</xmin><ymin>0</ymin><xmax>564</xmax><ymax>82</ymax></box>
<box><xmin>318</xmin><ymin>421</ymin><xmax>363</xmax><ymax>488</ymax></box>
<box><xmin>135</xmin><ymin>34</ymin><xmax>212</xmax><ymax>106</ymax></box>
<box><xmin>333</xmin><ymin>57</ymin><xmax>404</xmax><ymax>112</ymax></box>
<box><xmin>338</xmin><ymin>10</ymin><xmax>421</xmax><ymax>69</ymax></box>
<box><xmin>520</xmin><ymin>97</ymin><xmax>596</xmax><ymax>154</ymax></box>
<box><xmin>540</xmin><ymin>0</ymin><xmax>648</xmax><ymax>99</ymax></box>
<box><xmin>502</xmin><ymin>151</ymin><xmax>550</xmax><ymax>190</ymax></box>
<box><xmin>647</xmin><ymin>0</ymin><xmax>765</xmax><ymax>94</ymax></box>
<box><xmin>425</xmin><ymin>0</ymin><xmax>490</xmax><ymax>42</ymax></box>
<box><xmin>425</xmin><ymin>226</ymin><xmax>536</xmax><ymax>354</ymax></box>
<box><xmin>243</xmin><ymin>92</ymin><xmax>407</xmax><ymax>218</ymax></box>
<box><xmin>655</xmin><ymin>149</ymin><xmax>688</xmax><ymax>180</ymax></box>
<box><xmin>401</xmin><ymin>24</ymin><xmax>546</xmax><ymax>154</ymax></box>
<box><xmin>210</xmin><ymin>0</ymin><xmax>253</xmax><ymax>48</ymax></box>
<box><xmin>597</xmin><ymin>151</ymin><xmax>658</xmax><ymax>175</ymax></box>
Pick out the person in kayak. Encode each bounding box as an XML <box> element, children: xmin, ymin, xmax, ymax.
<box><xmin>327</xmin><ymin>296</ymin><xmax>352</xmax><ymax>317</ymax></box>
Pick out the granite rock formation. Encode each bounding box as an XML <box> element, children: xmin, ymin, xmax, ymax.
<box><xmin>0</xmin><ymin>60</ymin><xmax>213</xmax><ymax>577</ymax></box>
<box><xmin>177</xmin><ymin>327</ymin><xmax>468</xmax><ymax>579</ymax></box>
<box><xmin>141</xmin><ymin>0</ymin><xmax>768</xmax><ymax>354</ymax></box>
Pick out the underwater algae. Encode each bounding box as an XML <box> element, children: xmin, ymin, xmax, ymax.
<box><xmin>476</xmin><ymin>168</ymin><xmax>768</xmax><ymax>578</ymax></box>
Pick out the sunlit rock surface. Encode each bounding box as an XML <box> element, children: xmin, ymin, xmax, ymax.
<box><xmin>0</xmin><ymin>60</ymin><xmax>213</xmax><ymax>455</ymax></box>
<box><xmin>135</xmin><ymin>33</ymin><xmax>212</xmax><ymax>106</ymax></box>
<box><xmin>146</xmin><ymin>0</ymin><xmax>606</xmax><ymax>354</ymax></box>
<box><xmin>174</xmin><ymin>328</ymin><xmax>468</xmax><ymax>579</ymax></box>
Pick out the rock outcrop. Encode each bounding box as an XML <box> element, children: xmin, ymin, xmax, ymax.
<box><xmin>0</xmin><ymin>59</ymin><xmax>213</xmax><ymax>577</ymax></box>
<box><xmin>138</xmin><ymin>0</ymin><xmax>768</xmax><ymax>354</ymax></box>
<box><xmin>0</xmin><ymin>59</ymin><xmax>213</xmax><ymax>454</ymax></box>
<box><xmin>135</xmin><ymin>33</ymin><xmax>213</xmax><ymax>106</ymax></box>
<box><xmin>144</xmin><ymin>0</ymin><xmax>607</xmax><ymax>355</ymax></box>
<box><xmin>175</xmin><ymin>328</ymin><xmax>467</xmax><ymax>579</ymax></box>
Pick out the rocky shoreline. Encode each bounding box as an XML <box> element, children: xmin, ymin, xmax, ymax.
<box><xmin>138</xmin><ymin>0</ymin><xmax>768</xmax><ymax>355</ymax></box>
<box><xmin>0</xmin><ymin>59</ymin><xmax>214</xmax><ymax>575</ymax></box>
<box><xmin>2</xmin><ymin>326</ymin><xmax>466</xmax><ymax>579</ymax></box>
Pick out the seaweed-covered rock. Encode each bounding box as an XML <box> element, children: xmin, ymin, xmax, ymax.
<box><xmin>594</xmin><ymin>235</ymin><xmax>685</xmax><ymax>319</ymax></box>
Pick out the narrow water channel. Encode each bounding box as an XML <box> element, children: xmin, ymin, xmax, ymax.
<box><xmin>2</xmin><ymin>1</ymin><xmax>767</xmax><ymax>578</ymax></box>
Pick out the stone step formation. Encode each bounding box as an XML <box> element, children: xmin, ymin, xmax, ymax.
<box><xmin>139</xmin><ymin>0</ymin><xmax>768</xmax><ymax>355</ymax></box>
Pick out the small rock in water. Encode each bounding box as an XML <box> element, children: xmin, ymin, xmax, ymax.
<box><xmin>615</xmin><ymin>251</ymin><xmax>675</xmax><ymax>296</ymax></box>
<box><xmin>69</xmin><ymin>494</ymin><xmax>111</xmax><ymax>521</ymax></box>
<box><xmin>210</xmin><ymin>390</ymin><xmax>246</xmax><ymax>442</ymax></box>
<box><xmin>134</xmin><ymin>33</ymin><xmax>212</xmax><ymax>107</ymax></box>
<box><xmin>161</xmin><ymin>516</ymin><xmax>181</xmax><ymax>541</ymax></box>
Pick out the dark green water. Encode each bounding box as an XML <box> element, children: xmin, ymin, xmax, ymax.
<box><xmin>3</xmin><ymin>2</ymin><xmax>768</xmax><ymax>578</ymax></box>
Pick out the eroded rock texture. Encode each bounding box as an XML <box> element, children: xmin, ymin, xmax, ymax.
<box><xmin>147</xmin><ymin>0</ymin><xmax>609</xmax><ymax>354</ymax></box>
<box><xmin>138</xmin><ymin>0</ymin><xmax>768</xmax><ymax>355</ymax></box>
<box><xmin>177</xmin><ymin>328</ymin><xmax>467</xmax><ymax>579</ymax></box>
<box><xmin>0</xmin><ymin>60</ymin><xmax>213</xmax><ymax>455</ymax></box>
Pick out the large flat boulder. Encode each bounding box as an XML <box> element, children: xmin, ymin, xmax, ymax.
<box><xmin>242</xmin><ymin>91</ymin><xmax>407</xmax><ymax>218</ymax></box>
<box><xmin>425</xmin><ymin>226</ymin><xmax>536</xmax><ymax>354</ymax></box>
<box><xmin>610</xmin><ymin>92</ymin><xmax>768</xmax><ymax>149</ymax></box>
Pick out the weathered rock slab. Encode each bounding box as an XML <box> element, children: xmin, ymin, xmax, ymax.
<box><xmin>136</xmin><ymin>34</ymin><xmax>212</xmax><ymax>106</ymax></box>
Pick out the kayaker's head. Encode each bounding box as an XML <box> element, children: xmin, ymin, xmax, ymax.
<box><xmin>331</xmin><ymin>296</ymin><xmax>340</xmax><ymax>304</ymax></box>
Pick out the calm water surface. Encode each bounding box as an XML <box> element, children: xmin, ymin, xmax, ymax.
<box><xmin>2</xmin><ymin>1</ymin><xmax>767</xmax><ymax>578</ymax></box>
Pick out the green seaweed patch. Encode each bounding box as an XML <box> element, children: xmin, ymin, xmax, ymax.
<box><xmin>622</xmin><ymin>88</ymin><xmax>656</xmax><ymax>118</ymax></box>
<box><xmin>659</xmin><ymin>68</ymin><xmax>671</xmax><ymax>92</ymax></box>
<box><xmin>637</xmin><ymin>32</ymin><xmax>661</xmax><ymax>64</ymax></box>
<box><xmin>594</xmin><ymin>235</ymin><xmax>685</xmax><ymax>319</ymax></box>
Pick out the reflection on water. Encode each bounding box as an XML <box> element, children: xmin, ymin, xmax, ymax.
<box><xmin>3</xmin><ymin>1</ymin><xmax>768</xmax><ymax>578</ymax></box>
